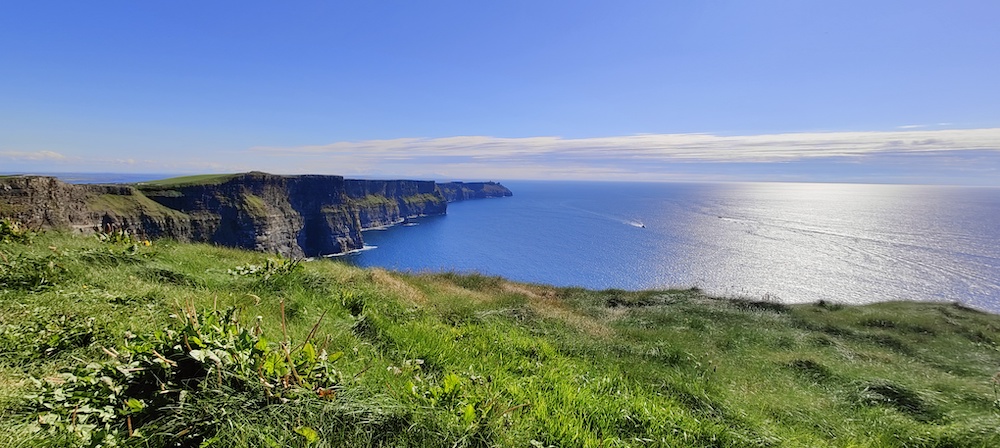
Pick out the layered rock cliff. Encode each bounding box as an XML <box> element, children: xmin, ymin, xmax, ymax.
<box><xmin>436</xmin><ymin>181</ymin><xmax>514</xmax><ymax>202</ymax></box>
<box><xmin>0</xmin><ymin>172</ymin><xmax>511</xmax><ymax>257</ymax></box>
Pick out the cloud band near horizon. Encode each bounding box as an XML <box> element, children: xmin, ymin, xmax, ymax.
<box><xmin>4</xmin><ymin>128</ymin><xmax>1000</xmax><ymax>184</ymax></box>
<box><xmin>248</xmin><ymin>128</ymin><xmax>1000</xmax><ymax>183</ymax></box>
<box><xmin>253</xmin><ymin>128</ymin><xmax>1000</xmax><ymax>161</ymax></box>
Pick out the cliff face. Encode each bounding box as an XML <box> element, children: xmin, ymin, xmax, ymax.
<box><xmin>343</xmin><ymin>179</ymin><xmax>447</xmax><ymax>228</ymax></box>
<box><xmin>436</xmin><ymin>182</ymin><xmax>513</xmax><ymax>202</ymax></box>
<box><xmin>0</xmin><ymin>173</ymin><xmax>511</xmax><ymax>257</ymax></box>
<box><xmin>138</xmin><ymin>173</ymin><xmax>318</xmax><ymax>256</ymax></box>
<box><xmin>0</xmin><ymin>176</ymin><xmax>188</xmax><ymax>236</ymax></box>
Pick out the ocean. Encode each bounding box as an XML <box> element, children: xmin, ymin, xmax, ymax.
<box><xmin>23</xmin><ymin>173</ymin><xmax>1000</xmax><ymax>312</ymax></box>
<box><xmin>348</xmin><ymin>181</ymin><xmax>1000</xmax><ymax>312</ymax></box>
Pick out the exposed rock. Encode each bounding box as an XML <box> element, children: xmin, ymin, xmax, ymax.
<box><xmin>0</xmin><ymin>172</ymin><xmax>512</xmax><ymax>257</ymax></box>
<box><xmin>436</xmin><ymin>181</ymin><xmax>514</xmax><ymax>202</ymax></box>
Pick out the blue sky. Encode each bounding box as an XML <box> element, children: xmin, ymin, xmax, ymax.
<box><xmin>1</xmin><ymin>1</ymin><xmax>999</xmax><ymax>184</ymax></box>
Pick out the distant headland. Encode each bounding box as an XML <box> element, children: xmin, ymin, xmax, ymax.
<box><xmin>0</xmin><ymin>172</ymin><xmax>512</xmax><ymax>257</ymax></box>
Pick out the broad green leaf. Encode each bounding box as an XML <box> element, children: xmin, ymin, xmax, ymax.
<box><xmin>294</xmin><ymin>425</ymin><xmax>320</xmax><ymax>444</ymax></box>
<box><xmin>254</xmin><ymin>337</ymin><xmax>269</xmax><ymax>352</ymax></box>
<box><xmin>463</xmin><ymin>403</ymin><xmax>476</xmax><ymax>426</ymax></box>
<box><xmin>262</xmin><ymin>356</ymin><xmax>276</xmax><ymax>376</ymax></box>
<box><xmin>125</xmin><ymin>398</ymin><xmax>145</xmax><ymax>412</ymax></box>
<box><xmin>443</xmin><ymin>373</ymin><xmax>461</xmax><ymax>395</ymax></box>
<box><xmin>302</xmin><ymin>342</ymin><xmax>316</xmax><ymax>364</ymax></box>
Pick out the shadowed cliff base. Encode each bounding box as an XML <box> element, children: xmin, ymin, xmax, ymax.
<box><xmin>0</xmin><ymin>172</ymin><xmax>511</xmax><ymax>257</ymax></box>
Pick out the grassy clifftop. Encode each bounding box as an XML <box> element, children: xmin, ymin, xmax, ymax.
<box><xmin>1</xmin><ymin>227</ymin><xmax>998</xmax><ymax>447</ymax></box>
<box><xmin>137</xmin><ymin>173</ymin><xmax>241</xmax><ymax>188</ymax></box>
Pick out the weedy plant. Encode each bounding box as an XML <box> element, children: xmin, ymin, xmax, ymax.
<box><xmin>95</xmin><ymin>229</ymin><xmax>141</xmax><ymax>246</ymax></box>
<box><xmin>0</xmin><ymin>309</ymin><xmax>97</xmax><ymax>365</ymax></box>
<box><xmin>228</xmin><ymin>257</ymin><xmax>302</xmax><ymax>284</ymax></box>
<box><xmin>0</xmin><ymin>218</ymin><xmax>35</xmax><ymax>245</ymax></box>
<box><xmin>25</xmin><ymin>303</ymin><xmax>343</xmax><ymax>447</ymax></box>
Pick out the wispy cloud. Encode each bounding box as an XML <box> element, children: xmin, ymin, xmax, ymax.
<box><xmin>247</xmin><ymin>128</ymin><xmax>1000</xmax><ymax>182</ymax></box>
<box><xmin>0</xmin><ymin>150</ymin><xmax>67</xmax><ymax>161</ymax></box>
<box><xmin>254</xmin><ymin>128</ymin><xmax>1000</xmax><ymax>162</ymax></box>
<box><xmin>7</xmin><ymin>128</ymin><xmax>1000</xmax><ymax>184</ymax></box>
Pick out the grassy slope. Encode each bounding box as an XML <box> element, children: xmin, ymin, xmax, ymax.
<box><xmin>1</xmin><ymin>232</ymin><xmax>999</xmax><ymax>447</ymax></box>
<box><xmin>85</xmin><ymin>193</ymin><xmax>190</xmax><ymax>219</ymax></box>
<box><xmin>137</xmin><ymin>173</ymin><xmax>239</xmax><ymax>187</ymax></box>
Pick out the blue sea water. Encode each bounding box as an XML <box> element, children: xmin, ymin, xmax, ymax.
<box><xmin>26</xmin><ymin>173</ymin><xmax>1000</xmax><ymax>311</ymax></box>
<box><xmin>348</xmin><ymin>181</ymin><xmax>1000</xmax><ymax>312</ymax></box>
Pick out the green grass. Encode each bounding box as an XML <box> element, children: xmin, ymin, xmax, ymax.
<box><xmin>85</xmin><ymin>192</ymin><xmax>190</xmax><ymax>219</ymax></box>
<box><xmin>1</xmin><ymin>231</ymin><xmax>999</xmax><ymax>447</ymax></box>
<box><xmin>402</xmin><ymin>193</ymin><xmax>445</xmax><ymax>206</ymax></box>
<box><xmin>242</xmin><ymin>193</ymin><xmax>269</xmax><ymax>217</ymax></box>
<box><xmin>350</xmin><ymin>194</ymin><xmax>397</xmax><ymax>208</ymax></box>
<box><xmin>137</xmin><ymin>173</ymin><xmax>239</xmax><ymax>187</ymax></box>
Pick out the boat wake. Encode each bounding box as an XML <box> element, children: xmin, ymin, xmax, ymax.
<box><xmin>562</xmin><ymin>201</ymin><xmax>646</xmax><ymax>228</ymax></box>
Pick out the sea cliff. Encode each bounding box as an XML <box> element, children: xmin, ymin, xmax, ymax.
<box><xmin>436</xmin><ymin>181</ymin><xmax>513</xmax><ymax>202</ymax></box>
<box><xmin>0</xmin><ymin>172</ymin><xmax>511</xmax><ymax>257</ymax></box>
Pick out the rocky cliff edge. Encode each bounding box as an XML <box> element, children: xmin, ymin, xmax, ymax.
<box><xmin>0</xmin><ymin>172</ymin><xmax>511</xmax><ymax>257</ymax></box>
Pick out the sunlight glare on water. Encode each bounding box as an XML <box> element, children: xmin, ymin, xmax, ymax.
<box><xmin>350</xmin><ymin>181</ymin><xmax>1000</xmax><ymax>311</ymax></box>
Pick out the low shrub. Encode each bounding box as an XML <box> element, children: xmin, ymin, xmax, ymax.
<box><xmin>229</xmin><ymin>257</ymin><xmax>307</xmax><ymax>292</ymax></box>
<box><xmin>0</xmin><ymin>218</ymin><xmax>34</xmax><ymax>244</ymax></box>
<box><xmin>25</xmin><ymin>305</ymin><xmax>344</xmax><ymax>446</ymax></box>
<box><xmin>228</xmin><ymin>257</ymin><xmax>302</xmax><ymax>282</ymax></box>
<box><xmin>0</xmin><ymin>310</ymin><xmax>98</xmax><ymax>365</ymax></box>
<box><xmin>95</xmin><ymin>229</ymin><xmax>148</xmax><ymax>247</ymax></box>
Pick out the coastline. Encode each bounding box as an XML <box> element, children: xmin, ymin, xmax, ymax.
<box><xmin>0</xmin><ymin>172</ymin><xmax>512</xmax><ymax>258</ymax></box>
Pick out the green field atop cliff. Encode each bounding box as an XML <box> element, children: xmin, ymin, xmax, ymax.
<box><xmin>1</xmin><ymin>226</ymin><xmax>999</xmax><ymax>447</ymax></box>
<box><xmin>138</xmin><ymin>173</ymin><xmax>241</xmax><ymax>187</ymax></box>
